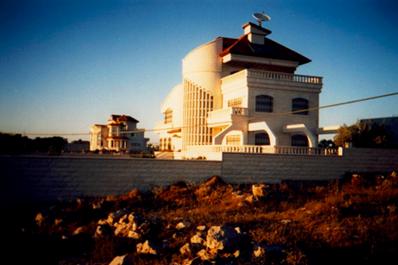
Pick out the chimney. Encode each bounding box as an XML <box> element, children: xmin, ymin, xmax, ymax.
<box><xmin>242</xmin><ymin>22</ymin><xmax>271</xmax><ymax>45</ymax></box>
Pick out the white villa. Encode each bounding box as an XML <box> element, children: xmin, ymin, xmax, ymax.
<box><xmin>90</xmin><ymin>114</ymin><xmax>148</xmax><ymax>153</ymax></box>
<box><xmin>155</xmin><ymin>20</ymin><xmax>337</xmax><ymax>160</ymax></box>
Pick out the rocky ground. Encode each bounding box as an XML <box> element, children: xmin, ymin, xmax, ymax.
<box><xmin>3</xmin><ymin>172</ymin><xmax>398</xmax><ymax>265</ymax></box>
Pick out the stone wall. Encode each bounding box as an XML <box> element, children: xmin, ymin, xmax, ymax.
<box><xmin>222</xmin><ymin>153</ymin><xmax>344</xmax><ymax>183</ymax></box>
<box><xmin>0</xmin><ymin>155</ymin><xmax>221</xmax><ymax>206</ymax></box>
<box><xmin>1</xmin><ymin>148</ymin><xmax>397</xmax><ymax>205</ymax></box>
<box><xmin>222</xmin><ymin>148</ymin><xmax>398</xmax><ymax>183</ymax></box>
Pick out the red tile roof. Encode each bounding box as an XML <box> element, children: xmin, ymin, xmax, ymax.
<box><xmin>220</xmin><ymin>34</ymin><xmax>311</xmax><ymax>65</ymax></box>
<box><xmin>110</xmin><ymin>114</ymin><xmax>139</xmax><ymax>123</ymax></box>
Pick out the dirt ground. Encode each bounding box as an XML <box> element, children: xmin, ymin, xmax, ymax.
<box><xmin>3</xmin><ymin>171</ymin><xmax>398</xmax><ymax>265</ymax></box>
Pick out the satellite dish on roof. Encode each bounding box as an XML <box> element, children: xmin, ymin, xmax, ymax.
<box><xmin>252</xmin><ymin>12</ymin><xmax>271</xmax><ymax>27</ymax></box>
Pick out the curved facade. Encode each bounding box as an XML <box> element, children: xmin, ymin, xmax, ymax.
<box><xmin>182</xmin><ymin>39</ymin><xmax>223</xmax><ymax>102</ymax></box>
<box><xmin>181</xmin><ymin>39</ymin><xmax>224</xmax><ymax>149</ymax></box>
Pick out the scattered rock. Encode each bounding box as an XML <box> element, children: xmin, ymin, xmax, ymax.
<box><xmin>252</xmin><ymin>184</ymin><xmax>267</xmax><ymax>199</ymax></box>
<box><xmin>253</xmin><ymin>245</ymin><xmax>266</xmax><ymax>258</ymax></box>
<box><xmin>191</xmin><ymin>232</ymin><xmax>206</xmax><ymax>245</ymax></box>
<box><xmin>108</xmin><ymin>254</ymin><xmax>126</xmax><ymax>265</ymax></box>
<box><xmin>176</xmin><ymin>221</ymin><xmax>191</xmax><ymax>230</ymax></box>
<box><xmin>180</xmin><ymin>243</ymin><xmax>191</xmax><ymax>256</ymax></box>
<box><xmin>281</xmin><ymin>219</ymin><xmax>292</xmax><ymax>225</ymax></box>
<box><xmin>205</xmin><ymin>225</ymin><xmax>240</xmax><ymax>254</ymax></box>
<box><xmin>112</xmin><ymin>212</ymin><xmax>146</xmax><ymax>238</ymax></box>
<box><xmin>92</xmin><ymin>200</ymin><xmax>103</xmax><ymax>210</ymax></box>
<box><xmin>127</xmin><ymin>230</ymin><xmax>141</xmax><ymax>239</ymax></box>
<box><xmin>121</xmin><ymin>188</ymin><xmax>141</xmax><ymax>200</ymax></box>
<box><xmin>98</xmin><ymin>213</ymin><xmax>115</xmax><ymax>226</ymax></box>
<box><xmin>35</xmin><ymin>212</ymin><xmax>45</xmax><ymax>226</ymax></box>
<box><xmin>136</xmin><ymin>240</ymin><xmax>158</xmax><ymax>255</ymax></box>
<box><xmin>196</xmin><ymin>225</ymin><xmax>206</xmax><ymax>231</ymax></box>
<box><xmin>73</xmin><ymin>226</ymin><xmax>85</xmax><ymax>235</ymax></box>
<box><xmin>197</xmin><ymin>249</ymin><xmax>216</xmax><ymax>261</ymax></box>
<box><xmin>245</xmin><ymin>194</ymin><xmax>255</xmax><ymax>204</ymax></box>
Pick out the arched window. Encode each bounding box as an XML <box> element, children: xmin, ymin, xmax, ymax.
<box><xmin>255</xmin><ymin>133</ymin><xmax>270</xmax><ymax>145</ymax></box>
<box><xmin>255</xmin><ymin>95</ymin><xmax>273</xmax><ymax>112</ymax></box>
<box><xmin>292</xmin><ymin>98</ymin><xmax>309</xmax><ymax>115</ymax></box>
<box><xmin>291</xmin><ymin>134</ymin><xmax>309</xmax><ymax>147</ymax></box>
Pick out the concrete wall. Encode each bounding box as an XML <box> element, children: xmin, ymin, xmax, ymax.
<box><xmin>222</xmin><ymin>148</ymin><xmax>398</xmax><ymax>183</ymax></box>
<box><xmin>1</xmin><ymin>148</ymin><xmax>397</xmax><ymax>205</ymax></box>
<box><xmin>222</xmin><ymin>153</ymin><xmax>344</xmax><ymax>183</ymax></box>
<box><xmin>0</xmin><ymin>155</ymin><xmax>221</xmax><ymax>205</ymax></box>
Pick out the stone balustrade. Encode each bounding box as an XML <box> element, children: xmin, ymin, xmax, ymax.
<box><xmin>247</xmin><ymin>69</ymin><xmax>323</xmax><ymax>85</ymax></box>
<box><xmin>186</xmin><ymin>145</ymin><xmax>341</xmax><ymax>160</ymax></box>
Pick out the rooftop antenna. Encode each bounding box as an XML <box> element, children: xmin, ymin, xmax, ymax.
<box><xmin>252</xmin><ymin>12</ymin><xmax>271</xmax><ymax>27</ymax></box>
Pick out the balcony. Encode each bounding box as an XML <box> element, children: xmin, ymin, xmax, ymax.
<box><xmin>247</xmin><ymin>69</ymin><xmax>322</xmax><ymax>84</ymax></box>
<box><xmin>207</xmin><ymin>107</ymin><xmax>248</xmax><ymax>127</ymax></box>
<box><xmin>222</xmin><ymin>69</ymin><xmax>322</xmax><ymax>90</ymax></box>
<box><xmin>185</xmin><ymin>144</ymin><xmax>342</xmax><ymax>161</ymax></box>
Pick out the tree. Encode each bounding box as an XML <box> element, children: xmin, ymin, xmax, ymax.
<box><xmin>334</xmin><ymin>124</ymin><xmax>356</xmax><ymax>147</ymax></box>
<box><xmin>318</xmin><ymin>139</ymin><xmax>336</xmax><ymax>148</ymax></box>
<box><xmin>334</xmin><ymin>121</ymin><xmax>392</xmax><ymax>148</ymax></box>
<box><xmin>0</xmin><ymin>133</ymin><xmax>68</xmax><ymax>154</ymax></box>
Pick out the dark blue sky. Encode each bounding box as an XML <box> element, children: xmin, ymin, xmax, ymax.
<box><xmin>1</xmin><ymin>0</ymin><xmax>397</xmax><ymax>141</ymax></box>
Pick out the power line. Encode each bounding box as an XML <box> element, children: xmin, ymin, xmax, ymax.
<box><xmin>3</xmin><ymin>91</ymin><xmax>398</xmax><ymax>136</ymax></box>
<box><xmin>273</xmin><ymin>91</ymin><xmax>398</xmax><ymax>116</ymax></box>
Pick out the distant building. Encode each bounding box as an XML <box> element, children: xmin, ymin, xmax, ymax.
<box><xmin>360</xmin><ymin>116</ymin><xmax>398</xmax><ymax>147</ymax></box>
<box><xmin>155</xmin><ymin>20</ymin><xmax>325</xmax><ymax>160</ymax></box>
<box><xmin>90</xmin><ymin>115</ymin><xmax>148</xmax><ymax>152</ymax></box>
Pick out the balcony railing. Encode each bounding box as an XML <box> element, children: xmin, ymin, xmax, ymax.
<box><xmin>246</xmin><ymin>69</ymin><xmax>323</xmax><ymax>85</ymax></box>
<box><xmin>274</xmin><ymin>146</ymin><xmax>340</xmax><ymax>156</ymax></box>
<box><xmin>186</xmin><ymin>145</ymin><xmax>341</xmax><ymax>159</ymax></box>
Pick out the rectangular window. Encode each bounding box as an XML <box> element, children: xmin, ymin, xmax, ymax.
<box><xmin>227</xmin><ymin>97</ymin><xmax>242</xmax><ymax>107</ymax></box>
<box><xmin>164</xmin><ymin>109</ymin><xmax>173</xmax><ymax>124</ymax></box>
<box><xmin>111</xmin><ymin>126</ymin><xmax>119</xmax><ymax>136</ymax></box>
<box><xmin>97</xmin><ymin>135</ymin><xmax>102</xmax><ymax>146</ymax></box>
<box><xmin>226</xmin><ymin>135</ymin><xmax>240</xmax><ymax>145</ymax></box>
<box><xmin>255</xmin><ymin>95</ymin><xmax>273</xmax><ymax>112</ymax></box>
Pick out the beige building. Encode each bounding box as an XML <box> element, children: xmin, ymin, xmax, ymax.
<box><xmin>90</xmin><ymin>115</ymin><xmax>148</xmax><ymax>153</ymax></box>
<box><xmin>156</xmin><ymin>21</ymin><xmax>326</xmax><ymax>160</ymax></box>
<box><xmin>155</xmin><ymin>84</ymin><xmax>183</xmax><ymax>152</ymax></box>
